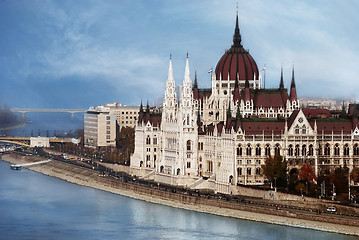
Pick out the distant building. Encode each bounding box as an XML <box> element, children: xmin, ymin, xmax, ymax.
<box><xmin>30</xmin><ymin>137</ymin><xmax>50</xmax><ymax>148</ymax></box>
<box><xmin>84</xmin><ymin>106</ymin><xmax>117</xmax><ymax>148</ymax></box>
<box><xmin>84</xmin><ymin>103</ymin><xmax>141</xmax><ymax>148</ymax></box>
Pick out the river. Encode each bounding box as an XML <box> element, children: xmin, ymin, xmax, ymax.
<box><xmin>0</xmin><ymin>160</ymin><xmax>357</xmax><ymax>240</ymax></box>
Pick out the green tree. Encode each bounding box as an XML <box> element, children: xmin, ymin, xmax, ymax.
<box><xmin>261</xmin><ymin>154</ymin><xmax>287</xmax><ymax>187</ymax></box>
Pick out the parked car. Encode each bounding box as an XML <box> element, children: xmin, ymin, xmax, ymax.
<box><xmin>326</xmin><ymin>207</ymin><xmax>336</xmax><ymax>212</ymax></box>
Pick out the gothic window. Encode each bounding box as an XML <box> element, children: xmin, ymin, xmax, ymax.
<box><xmin>256</xmin><ymin>144</ymin><xmax>261</xmax><ymax>156</ymax></box>
<box><xmin>302</xmin><ymin>125</ymin><xmax>306</xmax><ymax>134</ymax></box>
<box><xmin>288</xmin><ymin>145</ymin><xmax>293</xmax><ymax>156</ymax></box>
<box><xmin>354</xmin><ymin>144</ymin><xmax>359</xmax><ymax>156</ymax></box>
<box><xmin>295</xmin><ymin>125</ymin><xmax>300</xmax><ymax>134</ymax></box>
<box><xmin>208</xmin><ymin>161</ymin><xmax>213</xmax><ymax>172</ymax></box>
<box><xmin>265</xmin><ymin>144</ymin><xmax>271</xmax><ymax>156</ymax></box>
<box><xmin>187</xmin><ymin>140</ymin><xmax>191</xmax><ymax>151</ymax></box>
<box><xmin>324</xmin><ymin>144</ymin><xmax>330</xmax><ymax>156</ymax></box>
<box><xmin>255</xmin><ymin>168</ymin><xmax>261</xmax><ymax>175</ymax></box>
<box><xmin>334</xmin><ymin>144</ymin><xmax>340</xmax><ymax>156</ymax></box>
<box><xmin>302</xmin><ymin>145</ymin><xmax>307</xmax><ymax>156</ymax></box>
<box><xmin>247</xmin><ymin>168</ymin><xmax>252</xmax><ymax>176</ymax></box>
<box><xmin>187</xmin><ymin>162</ymin><xmax>191</xmax><ymax>168</ymax></box>
<box><xmin>308</xmin><ymin>145</ymin><xmax>314</xmax><ymax>156</ymax></box>
<box><xmin>246</xmin><ymin>144</ymin><xmax>252</xmax><ymax>156</ymax></box>
<box><xmin>295</xmin><ymin>145</ymin><xmax>300</xmax><ymax>156</ymax></box>
<box><xmin>153</xmin><ymin>138</ymin><xmax>157</xmax><ymax>145</ymax></box>
<box><xmin>344</xmin><ymin>144</ymin><xmax>349</xmax><ymax>156</ymax></box>
<box><xmin>237</xmin><ymin>168</ymin><xmax>242</xmax><ymax>176</ymax></box>
<box><xmin>237</xmin><ymin>144</ymin><xmax>242</xmax><ymax>156</ymax></box>
<box><xmin>274</xmin><ymin>144</ymin><xmax>280</xmax><ymax>155</ymax></box>
<box><xmin>146</xmin><ymin>135</ymin><xmax>151</xmax><ymax>145</ymax></box>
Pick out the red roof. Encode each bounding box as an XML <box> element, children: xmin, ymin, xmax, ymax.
<box><xmin>310</xmin><ymin>120</ymin><xmax>352</xmax><ymax>134</ymax></box>
<box><xmin>241</xmin><ymin>121</ymin><xmax>285</xmax><ymax>135</ymax></box>
<box><xmin>302</xmin><ymin>108</ymin><xmax>331</xmax><ymax>118</ymax></box>
<box><xmin>252</xmin><ymin>90</ymin><xmax>288</xmax><ymax>109</ymax></box>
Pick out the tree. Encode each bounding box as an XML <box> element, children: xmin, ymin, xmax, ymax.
<box><xmin>351</xmin><ymin>168</ymin><xmax>359</xmax><ymax>183</ymax></box>
<box><xmin>261</xmin><ymin>154</ymin><xmax>287</xmax><ymax>187</ymax></box>
<box><xmin>299</xmin><ymin>163</ymin><xmax>317</xmax><ymax>184</ymax></box>
<box><xmin>116</xmin><ymin>127</ymin><xmax>135</xmax><ymax>164</ymax></box>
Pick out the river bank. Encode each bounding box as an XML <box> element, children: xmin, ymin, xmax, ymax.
<box><xmin>2</xmin><ymin>153</ymin><xmax>359</xmax><ymax>237</ymax></box>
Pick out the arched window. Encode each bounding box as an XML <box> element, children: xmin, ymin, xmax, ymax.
<box><xmin>354</xmin><ymin>144</ymin><xmax>359</xmax><ymax>156</ymax></box>
<box><xmin>308</xmin><ymin>145</ymin><xmax>314</xmax><ymax>156</ymax></box>
<box><xmin>237</xmin><ymin>144</ymin><xmax>242</xmax><ymax>156</ymax></box>
<box><xmin>265</xmin><ymin>144</ymin><xmax>271</xmax><ymax>156</ymax></box>
<box><xmin>146</xmin><ymin>135</ymin><xmax>151</xmax><ymax>145</ymax></box>
<box><xmin>334</xmin><ymin>144</ymin><xmax>340</xmax><ymax>156</ymax></box>
<box><xmin>274</xmin><ymin>144</ymin><xmax>280</xmax><ymax>155</ymax></box>
<box><xmin>237</xmin><ymin>168</ymin><xmax>242</xmax><ymax>176</ymax></box>
<box><xmin>247</xmin><ymin>168</ymin><xmax>252</xmax><ymax>176</ymax></box>
<box><xmin>324</xmin><ymin>144</ymin><xmax>330</xmax><ymax>156</ymax></box>
<box><xmin>246</xmin><ymin>144</ymin><xmax>252</xmax><ymax>156</ymax></box>
<box><xmin>344</xmin><ymin>144</ymin><xmax>349</xmax><ymax>156</ymax></box>
<box><xmin>295</xmin><ymin>125</ymin><xmax>300</xmax><ymax>134</ymax></box>
<box><xmin>187</xmin><ymin>140</ymin><xmax>191</xmax><ymax>151</ymax></box>
<box><xmin>255</xmin><ymin>168</ymin><xmax>261</xmax><ymax>175</ymax></box>
<box><xmin>288</xmin><ymin>145</ymin><xmax>293</xmax><ymax>156</ymax></box>
<box><xmin>256</xmin><ymin>144</ymin><xmax>261</xmax><ymax>156</ymax></box>
<box><xmin>295</xmin><ymin>145</ymin><xmax>300</xmax><ymax>156</ymax></box>
<box><xmin>302</xmin><ymin>145</ymin><xmax>307</xmax><ymax>156</ymax></box>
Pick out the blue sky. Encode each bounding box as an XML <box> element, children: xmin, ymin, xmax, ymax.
<box><xmin>1</xmin><ymin>0</ymin><xmax>358</xmax><ymax>108</ymax></box>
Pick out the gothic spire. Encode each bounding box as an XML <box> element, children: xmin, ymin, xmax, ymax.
<box><xmin>291</xmin><ymin>66</ymin><xmax>296</xmax><ymax>88</ymax></box>
<box><xmin>232</xmin><ymin>13</ymin><xmax>242</xmax><ymax>47</ymax></box>
<box><xmin>193</xmin><ymin>71</ymin><xmax>198</xmax><ymax>89</ymax></box>
<box><xmin>184</xmin><ymin>54</ymin><xmax>191</xmax><ymax>87</ymax></box>
<box><xmin>167</xmin><ymin>55</ymin><xmax>174</xmax><ymax>83</ymax></box>
<box><xmin>290</xmin><ymin>66</ymin><xmax>297</xmax><ymax>102</ymax></box>
<box><xmin>279</xmin><ymin>67</ymin><xmax>284</xmax><ymax>90</ymax></box>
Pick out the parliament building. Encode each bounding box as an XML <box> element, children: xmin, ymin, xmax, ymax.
<box><xmin>130</xmin><ymin>14</ymin><xmax>359</xmax><ymax>193</ymax></box>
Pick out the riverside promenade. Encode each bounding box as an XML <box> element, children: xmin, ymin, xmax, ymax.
<box><xmin>2</xmin><ymin>151</ymin><xmax>359</xmax><ymax>236</ymax></box>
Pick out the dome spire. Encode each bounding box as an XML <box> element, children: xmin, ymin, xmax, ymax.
<box><xmin>232</xmin><ymin>11</ymin><xmax>242</xmax><ymax>47</ymax></box>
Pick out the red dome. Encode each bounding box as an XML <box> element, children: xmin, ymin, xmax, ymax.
<box><xmin>215</xmin><ymin>15</ymin><xmax>259</xmax><ymax>81</ymax></box>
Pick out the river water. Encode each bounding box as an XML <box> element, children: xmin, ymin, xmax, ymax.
<box><xmin>0</xmin><ymin>160</ymin><xmax>357</xmax><ymax>240</ymax></box>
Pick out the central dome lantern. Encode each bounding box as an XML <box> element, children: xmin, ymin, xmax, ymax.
<box><xmin>215</xmin><ymin>14</ymin><xmax>259</xmax><ymax>88</ymax></box>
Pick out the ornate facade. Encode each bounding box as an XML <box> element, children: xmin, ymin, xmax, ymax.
<box><xmin>130</xmin><ymin>14</ymin><xmax>359</xmax><ymax>192</ymax></box>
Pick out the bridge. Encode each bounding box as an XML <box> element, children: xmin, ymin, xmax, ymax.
<box><xmin>0</xmin><ymin>136</ymin><xmax>75</xmax><ymax>147</ymax></box>
<box><xmin>11</xmin><ymin>159</ymin><xmax>52</xmax><ymax>170</ymax></box>
<box><xmin>10</xmin><ymin>108</ymin><xmax>88</xmax><ymax>120</ymax></box>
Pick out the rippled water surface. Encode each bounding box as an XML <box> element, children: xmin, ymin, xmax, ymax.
<box><xmin>0</xmin><ymin>160</ymin><xmax>357</xmax><ymax>240</ymax></box>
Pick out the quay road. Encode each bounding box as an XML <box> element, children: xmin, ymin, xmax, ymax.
<box><xmin>13</xmin><ymin>147</ymin><xmax>359</xmax><ymax>225</ymax></box>
<box><xmin>0</xmin><ymin>136</ymin><xmax>74</xmax><ymax>147</ymax></box>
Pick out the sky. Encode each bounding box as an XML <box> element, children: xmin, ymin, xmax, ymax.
<box><xmin>0</xmin><ymin>0</ymin><xmax>358</xmax><ymax>108</ymax></box>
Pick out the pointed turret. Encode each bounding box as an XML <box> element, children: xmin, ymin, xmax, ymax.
<box><xmin>138</xmin><ymin>101</ymin><xmax>144</xmax><ymax>123</ymax></box>
<box><xmin>232</xmin><ymin>13</ymin><xmax>242</xmax><ymax>47</ymax></box>
<box><xmin>145</xmin><ymin>101</ymin><xmax>151</xmax><ymax>123</ymax></box>
<box><xmin>353</xmin><ymin>104</ymin><xmax>358</xmax><ymax>128</ymax></box>
<box><xmin>244</xmin><ymin>79</ymin><xmax>250</xmax><ymax>102</ymax></box>
<box><xmin>233</xmin><ymin>78</ymin><xmax>240</xmax><ymax>103</ymax></box>
<box><xmin>279</xmin><ymin>67</ymin><xmax>284</xmax><ymax>90</ymax></box>
<box><xmin>193</xmin><ymin>71</ymin><xmax>199</xmax><ymax>100</ymax></box>
<box><xmin>235</xmin><ymin>104</ymin><xmax>241</xmax><ymax>131</ymax></box>
<box><xmin>290</xmin><ymin>66</ymin><xmax>297</xmax><ymax>102</ymax></box>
